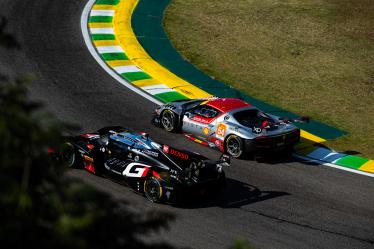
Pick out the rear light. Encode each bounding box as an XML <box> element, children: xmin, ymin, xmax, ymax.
<box><xmin>47</xmin><ymin>148</ymin><xmax>55</xmax><ymax>154</ymax></box>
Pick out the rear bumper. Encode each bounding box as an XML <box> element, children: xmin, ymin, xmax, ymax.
<box><xmin>244</xmin><ymin>129</ymin><xmax>300</xmax><ymax>154</ymax></box>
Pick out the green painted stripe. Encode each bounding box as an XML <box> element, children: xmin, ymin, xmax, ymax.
<box><xmin>91</xmin><ymin>34</ymin><xmax>116</xmax><ymax>40</ymax></box>
<box><xmin>96</xmin><ymin>0</ymin><xmax>120</xmax><ymax>5</ymax></box>
<box><xmin>154</xmin><ymin>91</ymin><xmax>189</xmax><ymax>102</ymax></box>
<box><xmin>101</xmin><ymin>53</ymin><xmax>128</xmax><ymax>61</ymax></box>
<box><xmin>89</xmin><ymin>16</ymin><xmax>113</xmax><ymax>23</ymax></box>
<box><xmin>122</xmin><ymin>71</ymin><xmax>152</xmax><ymax>81</ymax></box>
<box><xmin>335</xmin><ymin>156</ymin><xmax>369</xmax><ymax>169</ymax></box>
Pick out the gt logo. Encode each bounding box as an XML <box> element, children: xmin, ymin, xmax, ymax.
<box><xmin>123</xmin><ymin>163</ymin><xmax>150</xmax><ymax>177</ymax></box>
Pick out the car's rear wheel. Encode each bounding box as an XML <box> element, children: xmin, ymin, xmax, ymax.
<box><xmin>144</xmin><ymin>176</ymin><xmax>163</xmax><ymax>203</ymax></box>
<box><xmin>60</xmin><ymin>143</ymin><xmax>78</xmax><ymax>168</ymax></box>
<box><xmin>225</xmin><ymin>135</ymin><xmax>244</xmax><ymax>158</ymax></box>
<box><xmin>161</xmin><ymin>110</ymin><xmax>177</xmax><ymax>132</ymax></box>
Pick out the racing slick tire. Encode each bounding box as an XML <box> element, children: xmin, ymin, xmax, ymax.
<box><xmin>144</xmin><ymin>176</ymin><xmax>163</xmax><ymax>203</ymax></box>
<box><xmin>225</xmin><ymin>135</ymin><xmax>244</xmax><ymax>159</ymax></box>
<box><xmin>160</xmin><ymin>110</ymin><xmax>178</xmax><ymax>132</ymax></box>
<box><xmin>60</xmin><ymin>142</ymin><xmax>80</xmax><ymax>168</ymax></box>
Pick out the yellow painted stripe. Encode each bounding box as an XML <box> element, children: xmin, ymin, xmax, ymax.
<box><xmin>359</xmin><ymin>160</ymin><xmax>374</xmax><ymax>173</ymax></box>
<box><xmin>93</xmin><ymin>40</ymin><xmax>119</xmax><ymax>47</ymax></box>
<box><xmin>133</xmin><ymin>78</ymin><xmax>161</xmax><ymax>88</ymax></box>
<box><xmin>114</xmin><ymin>0</ymin><xmax>212</xmax><ymax>100</ymax></box>
<box><xmin>89</xmin><ymin>22</ymin><xmax>113</xmax><ymax>28</ymax></box>
<box><xmin>106</xmin><ymin>60</ymin><xmax>135</xmax><ymax>67</ymax></box>
<box><xmin>300</xmin><ymin>130</ymin><xmax>326</xmax><ymax>143</ymax></box>
<box><xmin>92</xmin><ymin>5</ymin><xmax>117</xmax><ymax>10</ymax></box>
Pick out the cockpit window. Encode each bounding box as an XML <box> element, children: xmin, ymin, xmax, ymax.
<box><xmin>233</xmin><ymin>109</ymin><xmax>274</xmax><ymax>127</ymax></box>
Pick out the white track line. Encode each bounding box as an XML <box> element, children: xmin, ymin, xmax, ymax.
<box><xmin>90</xmin><ymin>10</ymin><xmax>115</xmax><ymax>16</ymax></box>
<box><xmin>81</xmin><ymin>0</ymin><xmax>162</xmax><ymax>106</ymax></box>
<box><xmin>81</xmin><ymin>0</ymin><xmax>372</xmax><ymax>178</ymax></box>
<box><xmin>96</xmin><ymin>46</ymin><xmax>124</xmax><ymax>53</ymax></box>
<box><xmin>113</xmin><ymin>65</ymin><xmax>142</xmax><ymax>74</ymax></box>
<box><xmin>90</xmin><ymin>28</ymin><xmax>115</xmax><ymax>34</ymax></box>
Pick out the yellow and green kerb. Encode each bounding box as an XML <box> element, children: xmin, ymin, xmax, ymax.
<box><xmin>88</xmin><ymin>0</ymin><xmax>210</xmax><ymax>103</ymax></box>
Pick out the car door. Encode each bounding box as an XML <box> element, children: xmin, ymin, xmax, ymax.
<box><xmin>182</xmin><ymin>105</ymin><xmax>221</xmax><ymax>140</ymax></box>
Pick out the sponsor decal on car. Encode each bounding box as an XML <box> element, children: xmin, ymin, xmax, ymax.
<box><xmin>163</xmin><ymin>145</ymin><xmax>170</xmax><ymax>153</ymax></box>
<box><xmin>216</xmin><ymin>123</ymin><xmax>227</xmax><ymax>139</ymax></box>
<box><xmin>203</xmin><ymin>127</ymin><xmax>209</xmax><ymax>135</ymax></box>
<box><xmin>142</xmin><ymin>149</ymin><xmax>159</xmax><ymax>157</ymax></box>
<box><xmin>192</xmin><ymin>116</ymin><xmax>214</xmax><ymax>124</ymax></box>
<box><xmin>169</xmin><ymin>148</ymin><xmax>189</xmax><ymax>160</ymax></box>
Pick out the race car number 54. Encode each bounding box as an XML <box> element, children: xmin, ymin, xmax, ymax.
<box><xmin>216</xmin><ymin>124</ymin><xmax>227</xmax><ymax>139</ymax></box>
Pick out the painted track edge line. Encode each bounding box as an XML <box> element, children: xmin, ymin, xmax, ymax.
<box><xmin>81</xmin><ymin>0</ymin><xmax>162</xmax><ymax>106</ymax></box>
<box><xmin>293</xmin><ymin>154</ymin><xmax>374</xmax><ymax>178</ymax></box>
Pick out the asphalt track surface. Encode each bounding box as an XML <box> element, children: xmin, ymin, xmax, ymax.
<box><xmin>1</xmin><ymin>1</ymin><xmax>373</xmax><ymax>248</ymax></box>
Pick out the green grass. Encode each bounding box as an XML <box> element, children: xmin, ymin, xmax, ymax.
<box><xmin>164</xmin><ymin>0</ymin><xmax>374</xmax><ymax>158</ymax></box>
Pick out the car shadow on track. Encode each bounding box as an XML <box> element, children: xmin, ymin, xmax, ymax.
<box><xmin>175</xmin><ymin>178</ymin><xmax>289</xmax><ymax>209</ymax></box>
<box><xmin>250</xmin><ymin>152</ymin><xmax>318</xmax><ymax>166</ymax></box>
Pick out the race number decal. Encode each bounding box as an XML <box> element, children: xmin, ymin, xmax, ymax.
<box><xmin>123</xmin><ymin>163</ymin><xmax>150</xmax><ymax>177</ymax></box>
<box><xmin>216</xmin><ymin>123</ymin><xmax>227</xmax><ymax>139</ymax></box>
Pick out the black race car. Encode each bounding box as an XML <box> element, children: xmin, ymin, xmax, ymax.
<box><xmin>57</xmin><ymin>126</ymin><xmax>229</xmax><ymax>204</ymax></box>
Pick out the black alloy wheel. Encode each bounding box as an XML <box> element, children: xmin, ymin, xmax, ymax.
<box><xmin>225</xmin><ymin>135</ymin><xmax>244</xmax><ymax>158</ymax></box>
<box><xmin>60</xmin><ymin>143</ymin><xmax>77</xmax><ymax>168</ymax></box>
<box><xmin>161</xmin><ymin>110</ymin><xmax>176</xmax><ymax>132</ymax></box>
<box><xmin>144</xmin><ymin>176</ymin><xmax>163</xmax><ymax>203</ymax></box>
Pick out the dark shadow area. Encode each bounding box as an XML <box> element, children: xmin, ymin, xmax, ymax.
<box><xmin>0</xmin><ymin>16</ymin><xmax>21</xmax><ymax>49</ymax></box>
<box><xmin>342</xmin><ymin>150</ymin><xmax>360</xmax><ymax>156</ymax></box>
<box><xmin>253</xmin><ymin>152</ymin><xmax>297</xmax><ymax>165</ymax></box>
<box><xmin>175</xmin><ymin>178</ymin><xmax>289</xmax><ymax>209</ymax></box>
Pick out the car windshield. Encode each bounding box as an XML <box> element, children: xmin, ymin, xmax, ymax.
<box><xmin>183</xmin><ymin>100</ymin><xmax>205</xmax><ymax>110</ymax></box>
<box><xmin>191</xmin><ymin>105</ymin><xmax>220</xmax><ymax>118</ymax></box>
<box><xmin>233</xmin><ymin>109</ymin><xmax>274</xmax><ymax>127</ymax></box>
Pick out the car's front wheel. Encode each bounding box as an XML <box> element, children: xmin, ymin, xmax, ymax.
<box><xmin>144</xmin><ymin>176</ymin><xmax>163</xmax><ymax>203</ymax></box>
<box><xmin>161</xmin><ymin>110</ymin><xmax>177</xmax><ymax>132</ymax></box>
<box><xmin>225</xmin><ymin>135</ymin><xmax>244</xmax><ymax>158</ymax></box>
